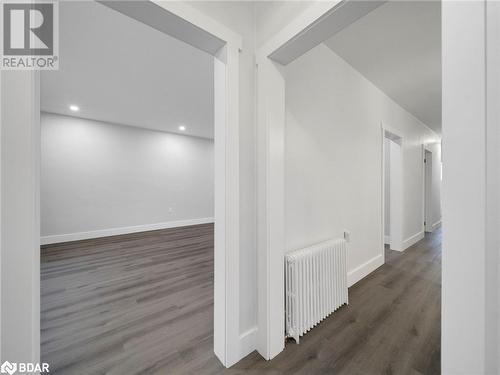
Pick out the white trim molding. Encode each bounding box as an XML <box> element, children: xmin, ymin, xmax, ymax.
<box><xmin>432</xmin><ymin>220</ymin><xmax>442</xmax><ymax>232</ymax></box>
<box><xmin>41</xmin><ymin>217</ymin><xmax>215</xmax><ymax>245</ymax></box>
<box><xmin>239</xmin><ymin>327</ymin><xmax>258</xmax><ymax>360</ymax></box>
<box><xmin>212</xmin><ymin>45</ymin><xmax>241</xmax><ymax>368</ymax></box>
<box><xmin>347</xmin><ymin>254</ymin><xmax>384</xmax><ymax>287</ymax></box>
<box><xmin>402</xmin><ymin>231</ymin><xmax>425</xmax><ymax>251</ymax></box>
<box><xmin>381</xmin><ymin>123</ymin><xmax>404</xmax><ymax>252</ymax></box>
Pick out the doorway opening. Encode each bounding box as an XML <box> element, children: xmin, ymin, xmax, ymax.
<box><xmin>424</xmin><ymin>149</ymin><xmax>433</xmax><ymax>232</ymax></box>
<box><xmin>383</xmin><ymin>129</ymin><xmax>403</xmax><ymax>252</ymax></box>
<box><xmin>0</xmin><ymin>0</ymin><xmax>242</xmax><ymax>370</ymax></box>
<box><xmin>39</xmin><ymin>3</ymin><xmax>218</xmax><ymax>373</ymax></box>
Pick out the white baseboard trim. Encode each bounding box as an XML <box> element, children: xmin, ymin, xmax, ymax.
<box><xmin>41</xmin><ymin>217</ymin><xmax>215</xmax><ymax>245</ymax></box>
<box><xmin>402</xmin><ymin>231</ymin><xmax>424</xmax><ymax>251</ymax></box>
<box><xmin>432</xmin><ymin>220</ymin><xmax>442</xmax><ymax>231</ymax></box>
<box><xmin>384</xmin><ymin>235</ymin><xmax>390</xmax><ymax>245</ymax></box>
<box><xmin>347</xmin><ymin>254</ymin><xmax>384</xmax><ymax>287</ymax></box>
<box><xmin>238</xmin><ymin>326</ymin><xmax>257</xmax><ymax>360</ymax></box>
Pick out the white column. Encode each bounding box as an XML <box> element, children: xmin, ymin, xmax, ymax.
<box><xmin>0</xmin><ymin>71</ymin><xmax>40</xmax><ymax>364</ymax></box>
<box><xmin>213</xmin><ymin>44</ymin><xmax>241</xmax><ymax>367</ymax></box>
<box><xmin>442</xmin><ymin>2</ymin><xmax>487</xmax><ymax>373</ymax></box>
<box><xmin>256</xmin><ymin>57</ymin><xmax>285</xmax><ymax>360</ymax></box>
<box><xmin>486</xmin><ymin>1</ymin><xmax>500</xmax><ymax>373</ymax></box>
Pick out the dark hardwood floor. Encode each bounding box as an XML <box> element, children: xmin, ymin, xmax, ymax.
<box><xmin>231</xmin><ymin>228</ymin><xmax>442</xmax><ymax>375</ymax></box>
<box><xmin>41</xmin><ymin>224</ymin><xmax>441</xmax><ymax>375</ymax></box>
<box><xmin>41</xmin><ymin>223</ymin><xmax>219</xmax><ymax>374</ymax></box>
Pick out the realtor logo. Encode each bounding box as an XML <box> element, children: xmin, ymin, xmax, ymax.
<box><xmin>1</xmin><ymin>0</ymin><xmax>59</xmax><ymax>69</ymax></box>
<box><xmin>3</xmin><ymin>2</ymin><xmax>54</xmax><ymax>55</ymax></box>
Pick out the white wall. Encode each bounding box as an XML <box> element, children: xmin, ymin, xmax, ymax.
<box><xmin>41</xmin><ymin>112</ymin><xmax>213</xmax><ymax>241</ymax></box>
<box><xmin>254</xmin><ymin>1</ymin><xmax>317</xmax><ymax>48</ymax></box>
<box><xmin>285</xmin><ymin>44</ymin><xmax>441</xmax><ymax>285</ymax></box>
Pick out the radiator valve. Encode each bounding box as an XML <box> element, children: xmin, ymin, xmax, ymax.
<box><xmin>343</xmin><ymin>230</ymin><xmax>351</xmax><ymax>243</ymax></box>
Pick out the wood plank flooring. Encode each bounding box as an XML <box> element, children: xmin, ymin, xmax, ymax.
<box><xmin>41</xmin><ymin>225</ymin><xmax>441</xmax><ymax>375</ymax></box>
<box><xmin>231</xmin><ymin>228</ymin><xmax>441</xmax><ymax>375</ymax></box>
<box><xmin>41</xmin><ymin>223</ymin><xmax>218</xmax><ymax>374</ymax></box>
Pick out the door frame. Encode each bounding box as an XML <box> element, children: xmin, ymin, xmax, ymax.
<box><xmin>381</xmin><ymin>124</ymin><xmax>404</xmax><ymax>253</ymax></box>
<box><xmin>0</xmin><ymin>1</ymin><xmax>243</xmax><ymax>368</ymax></box>
<box><xmin>423</xmin><ymin>147</ymin><xmax>433</xmax><ymax>233</ymax></box>
<box><xmin>255</xmin><ymin>0</ymin><xmax>387</xmax><ymax>360</ymax></box>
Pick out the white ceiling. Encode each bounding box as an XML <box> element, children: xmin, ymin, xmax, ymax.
<box><xmin>324</xmin><ymin>1</ymin><xmax>441</xmax><ymax>134</ymax></box>
<box><xmin>41</xmin><ymin>1</ymin><xmax>214</xmax><ymax>139</ymax></box>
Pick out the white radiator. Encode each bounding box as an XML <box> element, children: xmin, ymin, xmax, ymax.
<box><xmin>285</xmin><ymin>238</ymin><xmax>348</xmax><ymax>343</ymax></box>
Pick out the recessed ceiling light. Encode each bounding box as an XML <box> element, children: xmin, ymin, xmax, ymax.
<box><xmin>69</xmin><ymin>105</ymin><xmax>79</xmax><ymax>112</ymax></box>
<box><xmin>178</xmin><ymin>125</ymin><xmax>186</xmax><ymax>131</ymax></box>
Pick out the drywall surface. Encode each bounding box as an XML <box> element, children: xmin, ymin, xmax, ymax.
<box><xmin>254</xmin><ymin>1</ymin><xmax>317</xmax><ymax>48</ymax></box>
<box><xmin>285</xmin><ymin>44</ymin><xmax>440</xmax><ymax>284</ymax></box>
<box><xmin>42</xmin><ymin>0</ymin><xmax>214</xmax><ymax>139</ymax></box>
<box><xmin>41</xmin><ymin>113</ymin><xmax>213</xmax><ymax>237</ymax></box>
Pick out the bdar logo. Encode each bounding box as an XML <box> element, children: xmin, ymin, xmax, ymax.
<box><xmin>0</xmin><ymin>361</ymin><xmax>17</xmax><ymax>375</ymax></box>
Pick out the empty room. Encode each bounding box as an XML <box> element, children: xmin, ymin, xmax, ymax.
<box><xmin>39</xmin><ymin>2</ymin><xmax>216</xmax><ymax>373</ymax></box>
<box><xmin>1</xmin><ymin>1</ymin><xmax>499</xmax><ymax>374</ymax></box>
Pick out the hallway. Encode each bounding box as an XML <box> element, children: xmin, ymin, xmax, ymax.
<box><xmin>232</xmin><ymin>229</ymin><xmax>441</xmax><ymax>374</ymax></box>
